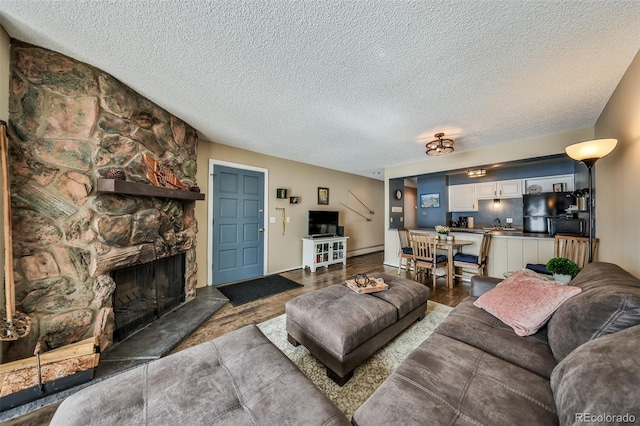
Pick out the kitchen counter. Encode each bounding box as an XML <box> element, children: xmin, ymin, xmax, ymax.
<box><xmin>418</xmin><ymin>227</ymin><xmax>553</xmax><ymax>239</ymax></box>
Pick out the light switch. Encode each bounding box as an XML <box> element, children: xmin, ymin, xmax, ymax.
<box><xmin>286</xmin><ymin>217</ymin><xmax>291</xmax><ymax>223</ymax></box>
<box><xmin>269</xmin><ymin>217</ymin><xmax>276</xmax><ymax>223</ymax></box>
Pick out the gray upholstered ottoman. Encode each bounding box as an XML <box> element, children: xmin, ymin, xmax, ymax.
<box><xmin>285</xmin><ymin>273</ymin><xmax>429</xmax><ymax>386</ymax></box>
<box><xmin>50</xmin><ymin>325</ymin><xmax>350</xmax><ymax>426</ymax></box>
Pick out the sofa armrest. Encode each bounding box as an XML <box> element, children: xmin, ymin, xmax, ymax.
<box><xmin>470</xmin><ymin>275</ymin><xmax>503</xmax><ymax>297</ymax></box>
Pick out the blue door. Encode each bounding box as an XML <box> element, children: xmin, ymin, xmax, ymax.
<box><xmin>212</xmin><ymin>165</ymin><xmax>265</xmax><ymax>285</ymax></box>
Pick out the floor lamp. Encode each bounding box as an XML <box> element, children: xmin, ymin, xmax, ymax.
<box><xmin>565</xmin><ymin>138</ymin><xmax>618</xmax><ymax>263</ymax></box>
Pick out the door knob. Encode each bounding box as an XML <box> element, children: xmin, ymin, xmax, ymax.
<box><xmin>259</xmin><ymin>228</ymin><xmax>264</xmax><ymax>233</ymax></box>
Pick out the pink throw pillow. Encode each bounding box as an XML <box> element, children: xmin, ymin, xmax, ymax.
<box><xmin>474</xmin><ymin>269</ymin><xmax>582</xmax><ymax>336</ymax></box>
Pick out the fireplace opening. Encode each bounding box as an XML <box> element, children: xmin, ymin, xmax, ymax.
<box><xmin>111</xmin><ymin>253</ymin><xmax>186</xmax><ymax>342</ymax></box>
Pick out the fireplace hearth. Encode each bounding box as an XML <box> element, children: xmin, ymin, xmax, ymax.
<box><xmin>112</xmin><ymin>253</ymin><xmax>186</xmax><ymax>342</ymax></box>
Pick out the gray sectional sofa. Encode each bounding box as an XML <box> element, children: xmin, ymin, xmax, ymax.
<box><xmin>353</xmin><ymin>261</ymin><xmax>640</xmax><ymax>425</ymax></box>
<box><xmin>51</xmin><ymin>261</ymin><xmax>640</xmax><ymax>425</ymax></box>
<box><xmin>51</xmin><ymin>324</ymin><xmax>351</xmax><ymax>426</ymax></box>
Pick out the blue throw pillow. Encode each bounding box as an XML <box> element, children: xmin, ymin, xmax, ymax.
<box><xmin>453</xmin><ymin>253</ymin><xmax>479</xmax><ymax>264</ymax></box>
<box><xmin>526</xmin><ymin>263</ymin><xmax>552</xmax><ymax>275</ymax></box>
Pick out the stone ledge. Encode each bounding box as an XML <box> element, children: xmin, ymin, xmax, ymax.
<box><xmin>97</xmin><ymin>179</ymin><xmax>205</xmax><ymax>201</ymax></box>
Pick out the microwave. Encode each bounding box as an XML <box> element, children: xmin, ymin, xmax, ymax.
<box><xmin>548</xmin><ymin>218</ymin><xmax>586</xmax><ymax>236</ymax></box>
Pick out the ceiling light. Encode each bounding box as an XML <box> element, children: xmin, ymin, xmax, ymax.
<box><xmin>426</xmin><ymin>133</ymin><xmax>454</xmax><ymax>156</ymax></box>
<box><xmin>467</xmin><ymin>169</ymin><xmax>487</xmax><ymax>178</ymax></box>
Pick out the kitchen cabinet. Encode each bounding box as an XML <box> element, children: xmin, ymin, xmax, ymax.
<box><xmin>476</xmin><ymin>182</ymin><xmax>498</xmax><ymax>199</ymax></box>
<box><xmin>498</xmin><ymin>180</ymin><xmax>522</xmax><ymax>198</ymax></box>
<box><xmin>448</xmin><ymin>184</ymin><xmax>477</xmax><ymax>212</ymax></box>
<box><xmin>486</xmin><ymin>235</ymin><xmax>554</xmax><ymax>277</ymax></box>
<box><xmin>476</xmin><ymin>179</ymin><xmax>522</xmax><ymax>199</ymax></box>
<box><xmin>448</xmin><ymin>232</ymin><xmax>554</xmax><ymax>279</ymax></box>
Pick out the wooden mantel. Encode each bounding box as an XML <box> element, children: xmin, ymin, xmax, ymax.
<box><xmin>97</xmin><ymin>179</ymin><xmax>205</xmax><ymax>201</ymax></box>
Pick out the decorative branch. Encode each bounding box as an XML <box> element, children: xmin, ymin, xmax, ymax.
<box><xmin>340</xmin><ymin>202</ymin><xmax>372</xmax><ymax>221</ymax></box>
<box><xmin>1</xmin><ymin>121</ymin><xmax>31</xmax><ymax>340</ymax></box>
<box><xmin>348</xmin><ymin>189</ymin><xmax>374</xmax><ymax>215</ymax></box>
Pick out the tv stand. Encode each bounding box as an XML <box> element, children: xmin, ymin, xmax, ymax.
<box><xmin>302</xmin><ymin>236</ymin><xmax>348</xmax><ymax>272</ymax></box>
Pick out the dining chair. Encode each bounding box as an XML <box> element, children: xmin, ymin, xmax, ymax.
<box><xmin>554</xmin><ymin>235</ymin><xmax>599</xmax><ymax>270</ymax></box>
<box><xmin>397</xmin><ymin>228</ymin><xmax>413</xmax><ymax>275</ymax></box>
<box><xmin>410</xmin><ymin>232</ymin><xmax>448</xmax><ymax>292</ymax></box>
<box><xmin>453</xmin><ymin>232</ymin><xmax>491</xmax><ymax>279</ymax></box>
<box><xmin>526</xmin><ymin>234</ymin><xmax>600</xmax><ymax>274</ymax></box>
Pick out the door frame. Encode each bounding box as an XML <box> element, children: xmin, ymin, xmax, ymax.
<box><xmin>207</xmin><ymin>159</ymin><xmax>269</xmax><ymax>286</ymax></box>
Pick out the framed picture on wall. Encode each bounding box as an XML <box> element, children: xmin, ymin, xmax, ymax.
<box><xmin>420</xmin><ymin>193</ymin><xmax>440</xmax><ymax>208</ymax></box>
<box><xmin>318</xmin><ymin>187</ymin><xmax>329</xmax><ymax>205</ymax></box>
<box><xmin>277</xmin><ymin>188</ymin><xmax>288</xmax><ymax>199</ymax></box>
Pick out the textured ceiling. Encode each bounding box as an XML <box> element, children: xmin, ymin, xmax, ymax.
<box><xmin>1</xmin><ymin>1</ymin><xmax>640</xmax><ymax>179</ymax></box>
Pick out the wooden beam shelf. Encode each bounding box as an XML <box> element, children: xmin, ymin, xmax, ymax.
<box><xmin>97</xmin><ymin>179</ymin><xmax>205</xmax><ymax>201</ymax></box>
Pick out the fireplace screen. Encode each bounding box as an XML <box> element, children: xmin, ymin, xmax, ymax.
<box><xmin>112</xmin><ymin>253</ymin><xmax>186</xmax><ymax>342</ymax></box>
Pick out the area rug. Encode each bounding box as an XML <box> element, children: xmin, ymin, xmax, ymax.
<box><xmin>218</xmin><ymin>274</ymin><xmax>303</xmax><ymax>306</ymax></box>
<box><xmin>257</xmin><ymin>301</ymin><xmax>453</xmax><ymax>419</ymax></box>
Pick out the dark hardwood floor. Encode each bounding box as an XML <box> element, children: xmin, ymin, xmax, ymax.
<box><xmin>5</xmin><ymin>251</ymin><xmax>468</xmax><ymax>426</ymax></box>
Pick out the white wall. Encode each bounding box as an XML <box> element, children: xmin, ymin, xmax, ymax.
<box><xmin>594</xmin><ymin>48</ymin><xmax>640</xmax><ymax>277</ymax></box>
<box><xmin>382</xmin><ymin>127</ymin><xmax>594</xmax><ymax>267</ymax></box>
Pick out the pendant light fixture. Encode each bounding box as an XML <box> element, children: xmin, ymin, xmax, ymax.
<box><xmin>426</xmin><ymin>133</ymin><xmax>454</xmax><ymax>156</ymax></box>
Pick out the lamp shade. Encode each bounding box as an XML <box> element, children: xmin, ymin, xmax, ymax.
<box><xmin>565</xmin><ymin>138</ymin><xmax>618</xmax><ymax>163</ymax></box>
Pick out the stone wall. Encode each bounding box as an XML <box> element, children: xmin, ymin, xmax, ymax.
<box><xmin>4</xmin><ymin>42</ymin><xmax>199</xmax><ymax>361</ymax></box>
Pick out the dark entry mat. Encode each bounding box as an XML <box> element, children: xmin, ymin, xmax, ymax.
<box><xmin>218</xmin><ymin>275</ymin><xmax>303</xmax><ymax>306</ymax></box>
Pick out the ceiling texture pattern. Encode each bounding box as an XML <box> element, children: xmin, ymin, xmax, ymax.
<box><xmin>1</xmin><ymin>1</ymin><xmax>640</xmax><ymax>178</ymax></box>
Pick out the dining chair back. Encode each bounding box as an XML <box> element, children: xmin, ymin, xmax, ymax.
<box><xmin>397</xmin><ymin>228</ymin><xmax>413</xmax><ymax>275</ymax></box>
<box><xmin>526</xmin><ymin>234</ymin><xmax>599</xmax><ymax>275</ymax></box>
<box><xmin>554</xmin><ymin>235</ymin><xmax>599</xmax><ymax>270</ymax></box>
<box><xmin>410</xmin><ymin>232</ymin><xmax>448</xmax><ymax>292</ymax></box>
<box><xmin>453</xmin><ymin>232</ymin><xmax>492</xmax><ymax>278</ymax></box>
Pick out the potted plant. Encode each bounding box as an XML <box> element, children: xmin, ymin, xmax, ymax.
<box><xmin>546</xmin><ymin>257</ymin><xmax>580</xmax><ymax>284</ymax></box>
<box><xmin>435</xmin><ymin>225</ymin><xmax>450</xmax><ymax>240</ymax></box>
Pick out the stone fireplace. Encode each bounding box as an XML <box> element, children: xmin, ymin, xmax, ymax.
<box><xmin>112</xmin><ymin>253</ymin><xmax>186</xmax><ymax>342</ymax></box>
<box><xmin>4</xmin><ymin>41</ymin><xmax>201</xmax><ymax>362</ymax></box>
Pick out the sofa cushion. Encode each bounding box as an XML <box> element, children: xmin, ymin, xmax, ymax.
<box><xmin>551</xmin><ymin>324</ymin><xmax>640</xmax><ymax>425</ymax></box>
<box><xmin>435</xmin><ymin>298</ymin><xmax>557</xmax><ymax>379</ymax></box>
<box><xmin>285</xmin><ymin>284</ymin><xmax>397</xmax><ymax>355</ymax></box>
<box><xmin>547</xmin><ymin>262</ymin><xmax>640</xmax><ymax>361</ymax></box>
<box><xmin>474</xmin><ymin>269</ymin><xmax>581</xmax><ymax>336</ymax></box>
<box><xmin>352</xmin><ymin>332</ymin><xmax>558</xmax><ymax>426</ymax></box>
<box><xmin>50</xmin><ymin>325</ymin><xmax>349</xmax><ymax>426</ymax></box>
<box><xmin>369</xmin><ymin>273</ymin><xmax>430</xmax><ymax>319</ymax></box>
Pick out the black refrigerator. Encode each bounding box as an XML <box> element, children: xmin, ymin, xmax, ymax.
<box><xmin>523</xmin><ymin>192</ymin><xmax>574</xmax><ymax>233</ymax></box>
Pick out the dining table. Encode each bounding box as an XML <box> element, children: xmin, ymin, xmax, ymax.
<box><xmin>436</xmin><ymin>238</ymin><xmax>475</xmax><ymax>289</ymax></box>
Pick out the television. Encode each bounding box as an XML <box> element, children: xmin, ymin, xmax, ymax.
<box><xmin>308</xmin><ymin>210</ymin><xmax>339</xmax><ymax>237</ymax></box>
